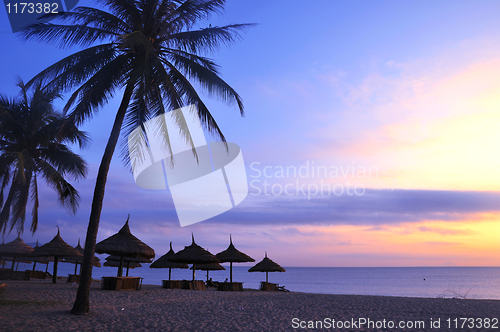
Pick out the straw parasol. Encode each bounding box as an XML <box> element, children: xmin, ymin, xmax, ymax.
<box><xmin>30</xmin><ymin>228</ymin><xmax>82</xmax><ymax>283</ymax></box>
<box><xmin>190</xmin><ymin>262</ymin><xmax>225</xmax><ymax>282</ymax></box>
<box><xmin>106</xmin><ymin>255</ymin><xmax>151</xmax><ymax>277</ymax></box>
<box><xmin>104</xmin><ymin>260</ymin><xmax>141</xmax><ymax>268</ymax></box>
<box><xmin>63</xmin><ymin>240</ymin><xmax>101</xmax><ymax>275</ymax></box>
<box><xmin>104</xmin><ymin>255</ymin><xmax>148</xmax><ymax>276</ymax></box>
<box><xmin>248</xmin><ymin>252</ymin><xmax>286</xmax><ymax>283</ymax></box>
<box><xmin>104</xmin><ymin>259</ymin><xmax>141</xmax><ymax>276</ymax></box>
<box><xmin>95</xmin><ymin>215</ymin><xmax>154</xmax><ymax>277</ymax></box>
<box><xmin>216</xmin><ymin>235</ymin><xmax>254</xmax><ymax>283</ymax></box>
<box><xmin>29</xmin><ymin>241</ymin><xmax>53</xmax><ymax>272</ymax></box>
<box><xmin>169</xmin><ymin>233</ymin><xmax>220</xmax><ymax>281</ymax></box>
<box><xmin>0</xmin><ymin>236</ymin><xmax>33</xmax><ymax>271</ymax></box>
<box><xmin>150</xmin><ymin>242</ymin><xmax>189</xmax><ymax>281</ymax></box>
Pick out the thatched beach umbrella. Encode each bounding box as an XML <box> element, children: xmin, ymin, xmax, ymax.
<box><xmin>0</xmin><ymin>236</ymin><xmax>33</xmax><ymax>271</ymax></box>
<box><xmin>95</xmin><ymin>215</ymin><xmax>154</xmax><ymax>277</ymax></box>
<box><xmin>169</xmin><ymin>234</ymin><xmax>220</xmax><ymax>281</ymax></box>
<box><xmin>104</xmin><ymin>258</ymin><xmax>141</xmax><ymax>275</ymax></box>
<box><xmin>216</xmin><ymin>235</ymin><xmax>254</xmax><ymax>283</ymax></box>
<box><xmin>104</xmin><ymin>255</ymin><xmax>151</xmax><ymax>276</ymax></box>
<box><xmin>63</xmin><ymin>240</ymin><xmax>101</xmax><ymax>275</ymax></box>
<box><xmin>150</xmin><ymin>242</ymin><xmax>189</xmax><ymax>281</ymax></box>
<box><xmin>190</xmin><ymin>262</ymin><xmax>225</xmax><ymax>282</ymax></box>
<box><xmin>248</xmin><ymin>252</ymin><xmax>286</xmax><ymax>283</ymax></box>
<box><xmin>2</xmin><ymin>257</ymin><xmax>34</xmax><ymax>271</ymax></box>
<box><xmin>31</xmin><ymin>241</ymin><xmax>50</xmax><ymax>272</ymax></box>
<box><xmin>30</xmin><ymin>228</ymin><xmax>82</xmax><ymax>283</ymax></box>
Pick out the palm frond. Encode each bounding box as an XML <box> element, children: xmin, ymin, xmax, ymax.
<box><xmin>166</xmin><ymin>50</ymin><xmax>243</xmax><ymax>113</ymax></box>
<box><xmin>162</xmin><ymin>59</ymin><xmax>226</xmax><ymax>140</ymax></box>
<box><xmin>37</xmin><ymin>159</ymin><xmax>81</xmax><ymax>213</ymax></box>
<box><xmin>27</xmin><ymin>44</ymin><xmax>117</xmax><ymax>91</ymax></box>
<box><xmin>0</xmin><ymin>167</ymin><xmax>11</xmax><ymax>207</ymax></box>
<box><xmin>165</xmin><ymin>24</ymin><xmax>254</xmax><ymax>53</ymax></box>
<box><xmin>169</xmin><ymin>0</ymin><xmax>225</xmax><ymax>30</ymax></box>
<box><xmin>10</xmin><ymin>172</ymin><xmax>32</xmax><ymax>234</ymax></box>
<box><xmin>0</xmin><ymin>177</ymin><xmax>17</xmax><ymax>234</ymax></box>
<box><xmin>65</xmin><ymin>54</ymin><xmax>131</xmax><ymax>123</ymax></box>
<box><xmin>38</xmin><ymin>144</ymin><xmax>87</xmax><ymax>180</ymax></box>
<box><xmin>20</xmin><ymin>22</ymin><xmax>117</xmax><ymax>49</ymax></box>
<box><xmin>98</xmin><ymin>0</ymin><xmax>142</xmax><ymax>26</ymax></box>
<box><xmin>60</xmin><ymin>7</ymin><xmax>131</xmax><ymax>33</ymax></box>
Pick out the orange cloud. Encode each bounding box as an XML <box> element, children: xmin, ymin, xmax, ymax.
<box><xmin>253</xmin><ymin>214</ymin><xmax>500</xmax><ymax>267</ymax></box>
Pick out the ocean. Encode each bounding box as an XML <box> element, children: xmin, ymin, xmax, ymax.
<box><xmin>6</xmin><ymin>262</ymin><xmax>500</xmax><ymax>300</ymax></box>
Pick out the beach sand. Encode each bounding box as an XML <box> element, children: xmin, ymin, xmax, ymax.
<box><xmin>1</xmin><ymin>279</ymin><xmax>499</xmax><ymax>331</ymax></box>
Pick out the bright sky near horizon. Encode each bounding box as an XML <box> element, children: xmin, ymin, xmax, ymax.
<box><xmin>0</xmin><ymin>1</ymin><xmax>499</xmax><ymax>267</ymax></box>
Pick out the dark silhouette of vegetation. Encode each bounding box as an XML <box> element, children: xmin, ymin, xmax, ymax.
<box><xmin>20</xmin><ymin>0</ymin><xmax>252</xmax><ymax>314</ymax></box>
<box><xmin>0</xmin><ymin>81</ymin><xmax>88</xmax><ymax>235</ymax></box>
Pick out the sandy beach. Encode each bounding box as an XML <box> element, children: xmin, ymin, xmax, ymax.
<box><xmin>1</xmin><ymin>279</ymin><xmax>499</xmax><ymax>331</ymax></box>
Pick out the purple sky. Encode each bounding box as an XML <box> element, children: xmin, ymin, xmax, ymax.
<box><xmin>1</xmin><ymin>0</ymin><xmax>499</xmax><ymax>267</ymax></box>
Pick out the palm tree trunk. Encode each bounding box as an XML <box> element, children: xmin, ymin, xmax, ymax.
<box><xmin>71</xmin><ymin>86</ymin><xmax>133</xmax><ymax>315</ymax></box>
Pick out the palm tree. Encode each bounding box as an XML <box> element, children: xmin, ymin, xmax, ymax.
<box><xmin>0</xmin><ymin>81</ymin><xmax>88</xmax><ymax>235</ymax></box>
<box><xmin>20</xmin><ymin>0</ymin><xmax>252</xmax><ymax>314</ymax></box>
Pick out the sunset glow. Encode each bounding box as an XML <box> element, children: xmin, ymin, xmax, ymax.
<box><xmin>0</xmin><ymin>0</ymin><xmax>498</xmax><ymax>268</ymax></box>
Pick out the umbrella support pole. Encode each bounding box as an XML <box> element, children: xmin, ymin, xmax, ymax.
<box><xmin>10</xmin><ymin>257</ymin><xmax>16</xmax><ymax>271</ymax></box>
<box><xmin>53</xmin><ymin>257</ymin><xmax>59</xmax><ymax>284</ymax></box>
<box><xmin>117</xmin><ymin>256</ymin><xmax>124</xmax><ymax>277</ymax></box>
<box><xmin>192</xmin><ymin>264</ymin><xmax>196</xmax><ymax>281</ymax></box>
<box><xmin>230</xmin><ymin>262</ymin><xmax>233</xmax><ymax>283</ymax></box>
<box><xmin>266</xmin><ymin>271</ymin><xmax>268</xmax><ymax>283</ymax></box>
<box><xmin>168</xmin><ymin>268</ymin><xmax>171</xmax><ymax>281</ymax></box>
<box><xmin>33</xmin><ymin>261</ymin><xmax>37</xmax><ymax>271</ymax></box>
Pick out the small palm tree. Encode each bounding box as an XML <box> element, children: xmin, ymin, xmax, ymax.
<box><xmin>0</xmin><ymin>81</ymin><xmax>88</xmax><ymax>235</ymax></box>
<box><xmin>20</xmin><ymin>0</ymin><xmax>252</xmax><ymax>314</ymax></box>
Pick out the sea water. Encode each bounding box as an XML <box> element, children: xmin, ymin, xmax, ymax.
<box><xmin>9</xmin><ymin>262</ymin><xmax>500</xmax><ymax>300</ymax></box>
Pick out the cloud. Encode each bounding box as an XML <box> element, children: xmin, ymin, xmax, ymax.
<box><xmin>206</xmin><ymin>189</ymin><xmax>500</xmax><ymax>226</ymax></box>
<box><xmin>418</xmin><ymin>226</ymin><xmax>475</xmax><ymax>236</ymax></box>
<box><xmin>421</xmin><ymin>241</ymin><xmax>463</xmax><ymax>246</ymax></box>
<box><xmin>305</xmin><ymin>46</ymin><xmax>500</xmax><ymax>191</ymax></box>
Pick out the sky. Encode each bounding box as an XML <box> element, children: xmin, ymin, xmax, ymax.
<box><xmin>0</xmin><ymin>0</ymin><xmax>499</xmax><ymax>267</ymax></box>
